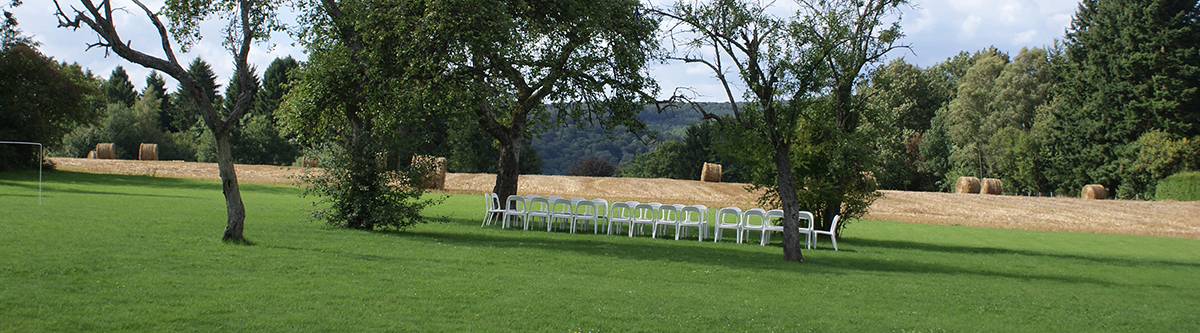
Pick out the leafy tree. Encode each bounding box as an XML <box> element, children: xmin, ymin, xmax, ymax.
<box><xmin>433</xmin><ymin>0</ymin><xmax>659</xmax><ymax>207</ymax></box>
<box><xmin>258</xmin><ymin>56</ymin><xmax>297</xmax><ymax>115</ymax></box>
<box><xmin>792</xmin><ymin>0</ymin><xmax>905</xmax><ymax>237</ymax></box>
<box><xmin>101</xmin><ymin>65</ymin><xmax>137</xmax><ymax>107</ymax></box>
<box><xmin>945</xmin><ymin>48</ymin><xmax>1009</xmax><ymax>180</ymax></box>
<box><xmin>657</xmin><ymin>0</ymin><xmax>829</xmax><ymax>261</ymax></box>
<box><xmin>280</xmin><ymin>0</ymin><xmax>443</xmax><ymax>230</ymax></box>
<box><xmin>55</xmin><ymin>0</ymin><xmax>283</xmax><ymax>242</ymax></box>
<box><xmin>0</xmin><ymin>34</ymin><xmax>99</xmax><ymax>170</ymax></box>
<box><xmin>619</xmin><ymin>140</ymin><xmax>687</xmax><ymax>179</ymax></box>
<box><xmin>144</xmin><ymin>71</ymin><xmax>170</xmax><ymax>122</ymax></box>
<box><xmin>1042</xmin><ymin>0</ymin><xmax>1200</xmax><ymax>196</ymax></box>
<box><xmin>860</xmin><ymin>58</ymin><xmax>946</xmax><ymax>191</ymax></box>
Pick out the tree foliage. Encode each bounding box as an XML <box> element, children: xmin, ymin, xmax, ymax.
<box><xmin>280</xmin><ymin>0</ymin><xmax>444</xmax><ymax>230</ymax></box>
<box><xmin>1041</xmin><ymin>0</ymin><xmax>1200</xmax><ymax>196</ymax></box>
<box><xmin>430</xmin><ymin>0</ymin><xmax>659</xmax><ymax>207</ymax></box>
<box><xmin>101</xmin><ymin>65</ymin><xmax>137</xmax><ymax>107</ymax></box>
<box><xmin>0</xmin><ymin>38</ymin><xmax>99</xmax><ymax>170</ymax></box>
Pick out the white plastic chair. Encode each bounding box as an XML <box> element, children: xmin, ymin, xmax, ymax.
<box><xmin>525</xmin><ymin>197</ymin><xmax>552</xmax><ymax>231</ymax></box>
<box><xmin>652</xmin><ymin>204</ymin><xmax>683</xmax><ymax>239</ymax></box>
<box><xmin>571</xmin><ymin>200</ymin><xmax>599</xmax><ymax>234</ymax></box>
<box><xmin>501</xmin><ymin>195</ymin><xmax>527</xmax><ymax>229</ymax></box>
<box><xmin>629</xmin><ymin>203</ymin><xmax>659</xmax><ymax>237</ymax></box>
<box><xmin>740</xmin><ymin>208</ymin><xmax>768</xmax><ymax>244</ymax></box>
<box><xmin>678</xmin><ymin>205</ymin><xmax>708</xmax><ymax>241</ymax></box>
<box><xmin>712</xmin><ymin>207</ymin><xmax>742</xmax><ymax>242</ymax></box>
<box><xmin>761</xmin><ymin>209</ymin><xmax>814</xmax><ymax>247</ymax></box>
<box><xmin>482</xmin><ymin>193</ymin><xmax>500</xmax><ymax>227</ymax></box>
<box><xmin>548</xmin><ymin>198</ymin><xmax>575</xmax><ymax>232</ymax></box>
<box><xmin>812</xmin><ymin>215</ymin><xmax>841</xmax><ymax>251</ymax></box>
<box><xmin>761</xmin><ymin>209</ymin><xmax>785</xmax><ymax>246</ymax></box>
<box><xmin>607</xmin><ymin>201</ymin><xmax>634</xmax><ymax>235</ymax></box>
<box><xmin>798</xmin><ymin>211</ymin><xmax>815</xmax><ymax>249</ymax></box>
<box><xmin>591</xmin><ymin>198</ymin><xmax>610</xmax><ymax>234</ymax></box>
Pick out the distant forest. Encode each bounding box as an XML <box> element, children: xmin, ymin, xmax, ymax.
<box><xmin>532</xmin><ymin>103</ymin><xmax>735</xmax><ymax>175</ymax></box>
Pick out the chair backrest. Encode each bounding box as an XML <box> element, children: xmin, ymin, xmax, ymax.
<box><xmin>829</xmin><ymin>215</ymin><xmax>841</xmax><ymax>234</ymax></box>
<box><xmin>484</xmin><ymin>193</ymin><xmax>495</xmax><ymax>210</ymax></box>
<box><xmin>547</xmin><ymin>195</ymin><xmax>565</xmax><ymax>202</ymax></box>
<box><xmin>551</xmin><ymin>198</ymin><xmax>573</xmax><ymax>213</ymax></box>
<box><xmin>716</xmin><ymin>207</ymin><xmax>742</xmax><ymax>226</ymax></box>
<box><xmin>633</xmin><ymin>203</ymin><xmax>658</xmax><ymax>220</ymax></box>
<box><xmin>658</xmin><ymin>204</ymin><xmax>680</xmax><ymax>222</ymax></box>
<box><xmin>743</xmin><ymin>208</ymin><xmax>767</xmax><ymax>227</ymax></box>
<box><xmin>574</xmin><ymin>200</ymin><xmax>596</xmax><ymax>217</ymax></box>
<box><xmin>680</xmin><ymin>205</ymin><xmax>704</xmax><ymax>223</ymax></box>
<box><xmin>527</xmin><ymin>197</ymin><xmax>550</xmax><ymax>213</ymax></box>
<box><xmin>506</xmin><ymin>195</ymin><xmax>526</xmax><ymax>212</ymax></box>
<box><xmin>799</xmin><ymin>211</ymin><xmax>815</xmax><ymax>229</ymax></box>
<box><xmin>765</xmin><ymin>209</ymin><xmax>784</xmax><ymax>226</ymax></box>
<box><xmin>609</xmin><ymin>201</ymin><xmax>631</xmax><ymax>220</ymax></box>
<box><xmin>490</xmin><ymin>193</ymin><xmax>503</xmax><ymax>209</ymax></box>
<box><xmin>592</xmin><ymin>198</ymin><xmax>610</xmax><ymax>216</ymax></box>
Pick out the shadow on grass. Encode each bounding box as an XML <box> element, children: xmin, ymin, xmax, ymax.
<box><xmin>0</xmin><ymin>179</ymin><xmax>200</xmax><ymax>199</ymax></box>
<box><xmin>852</xmin><ymin>238</ymin><xmax>1200</xmax><ymax>270</ymax></box>
<box><xmin>344</xmin><ymin>218</ymin><xmax>1125</xmax><ymax>286</ymax></box>
<box><xmin>0</xmin><ymin>171</ymin><xmax>301</xmax><ymax>197</ymax></box>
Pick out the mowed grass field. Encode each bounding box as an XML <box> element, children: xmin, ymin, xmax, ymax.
<box><xmin>2</xmin><ymin>170</ymin><xmax>1199</xmax><ymax>332</ymax></box>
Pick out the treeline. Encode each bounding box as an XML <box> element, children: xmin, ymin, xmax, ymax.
<box><xmin>617</xmin><ymin>0</ymin><xmax>1200</xmax><ymax>200</ymax></box>
<box><xmin>41</xmin><ymin>57</ymin><xmax>302</xmax><ymax>167</ymax></box>
<box><xmin>863</xmin><ymin>0</ymin><xmax>1199</xmax><ymax>199</ymax></box>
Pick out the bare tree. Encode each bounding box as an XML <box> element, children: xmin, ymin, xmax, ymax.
<box><xmin>54</xmin><ymin>0</ymin><xmax>277</xmax><ymax>243</ymax></box>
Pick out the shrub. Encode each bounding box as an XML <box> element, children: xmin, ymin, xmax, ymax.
<box><xmin>568</xmin><ymin>156</ymin><xmax>616</xmax><ymax>177</ymax></box>
<box><xmin>1156</xmin><ymin>172</ymin><xmax>1200</xmax><ymax>202</ymax></box>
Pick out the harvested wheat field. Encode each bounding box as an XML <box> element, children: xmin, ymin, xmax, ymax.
<box><xmin>49</xmin><ymin>157</ymin><xmax>1200</xmax><ymax>239</ymax></box>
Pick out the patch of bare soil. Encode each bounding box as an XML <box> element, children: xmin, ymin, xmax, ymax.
<box><xmin>51</xmin><ymin>157</ymin><xmax>1200</xmax><ymax>239</ymax></box>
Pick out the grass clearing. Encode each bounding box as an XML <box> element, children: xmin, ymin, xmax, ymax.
<box><xmin>2</xmin><ymin>170</ymin><xmax>1199</xmax><ymax>331</ymax></box>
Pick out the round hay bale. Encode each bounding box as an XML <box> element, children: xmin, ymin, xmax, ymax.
<box><xmin>1081</xmin><ymin>184</ymin><xmax>1107</xmax><ymax>199</ymax></box>
<box><xmin>301</xmin><ymin>156</ymin><xmax>319</xmax><ymax>168</ymax></box>
<box><xmin>87</xmin><ymin>150</ymin><xmax>97</xmax><ymax>159</ymax></box>
<box><xmin>95</xmin><ymin>143</ymin><xmax>115</xmax><ymax>159</ymax></box>
<box><xmin>138</xmin><ymin>143</ymin><xmax>158</xmax><ymax>161</ymax></box>
<box><xmin>955</xmin><ymin>176</ymin><xmax>980</xmax><ymax>194</ymax></box>
<box><xmin>412</xmin><ymin>155</ymin><xmax>448</xmax><ymax>190</ymax></box>
<box><xmin>981</xmin><ymin>178</ymin><xmax>1003</xmax><ymax>195</ymax></box>
<box><xmin>700</xmin><ymin>162</ymin><xmax>722</xmax><ymax>183</ymax></box>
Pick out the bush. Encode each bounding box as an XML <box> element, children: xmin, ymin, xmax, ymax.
<box><xmin>567</xmin><ymin>156</ymin><xmax>616</xmax><ymax>177</ymax></box>
<box><xmin>1156</xmin><ymin>172</ymin><xmax>1200</xmax><ymax>202</ymax></box>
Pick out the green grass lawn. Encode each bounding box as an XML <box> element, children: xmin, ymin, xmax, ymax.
<box><xmin>2</xmin><ymin>170</ymin><xmax>1198</xmax><ymax>332</ymax></box>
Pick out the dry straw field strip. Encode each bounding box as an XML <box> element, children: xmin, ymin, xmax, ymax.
<box><xmin>50</xmin><ymin>157</ymin><xmax>1200</xmax><ymax>239</ymax></box>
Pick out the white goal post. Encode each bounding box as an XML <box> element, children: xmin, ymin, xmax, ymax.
<box><xmin>0</xmin><ymin>141</ymin><xmax>43</xmax><ymax>205</ymax></box>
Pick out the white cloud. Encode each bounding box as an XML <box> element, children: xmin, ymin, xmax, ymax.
<box><xmin>1013</xmin><ymin>30</ymin><xmax>1039</xmax><ymax>44</ymax></box>
<box><xmin>959</xmin><ymin>15</ymin><xmax>983</xmax><ymax>39</ymax></box>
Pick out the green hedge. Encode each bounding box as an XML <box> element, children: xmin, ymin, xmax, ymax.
<box><xmin>1156</xmin><ymin>171</ymin><xmax>1200</xmax><ymax>201</ymax></box>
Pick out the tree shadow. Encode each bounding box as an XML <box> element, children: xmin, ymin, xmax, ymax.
<box><xmin>0</xmin><ymin>171</ymin><xmax>301</xmax><ymax>197</ymax></box>
<box><xmin>356</xmin><ymin>217</ymin><xmax>1131</xmax><ymax>286</ymax></box>
<box><xmin>851</xmin><ymin>238</ymin><xmax>1200</xmax><ymax>270</ymax></box>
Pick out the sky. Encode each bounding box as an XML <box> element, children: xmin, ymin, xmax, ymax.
<box><xmin>12</xmin><ymin>0</ymin><xmax>1080</xmax><ymax>101</ymax></box>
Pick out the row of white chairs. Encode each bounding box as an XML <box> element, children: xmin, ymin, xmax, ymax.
<box><xmin>481</xmin><ymin>193</ymin><xmax>840</xmax><ymax>250</ymax></box>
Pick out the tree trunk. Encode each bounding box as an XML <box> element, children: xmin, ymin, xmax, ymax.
<box><xmin>772</xmin><ymin>141</ymin><xmax>804</xmax><ymax>262</ymax></box>
<box><xmin>215</xmin><ymin>130</ymin><xmax>247</xmax><ymax>242</ymax></box>
<box><xmin>493</xmin><ymin>133</ymin><xmax>522</xmax><ymax>209</ymax></box>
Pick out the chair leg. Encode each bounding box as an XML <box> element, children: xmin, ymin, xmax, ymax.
<box><xmin>830</xmin><ymin>234</ymin><xmax>838</xmax><ymax>251</ymax></box>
